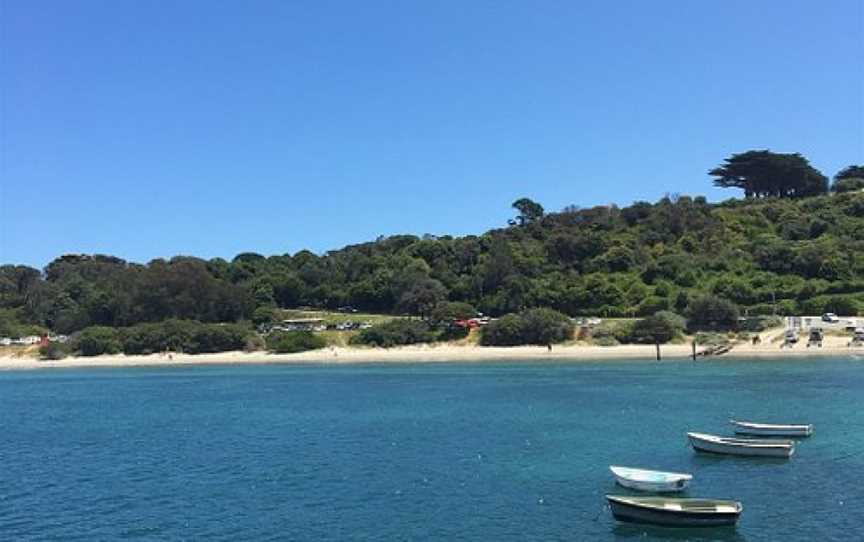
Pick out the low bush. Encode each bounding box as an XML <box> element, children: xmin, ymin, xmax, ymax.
<box><xmin>798</xmin><ymin>295</ymin><xmax>860</xmax><ymax>316</ymax></box>
<box><xmin>75</xmin><ymin>326</ymin><xmax>122</xmax><ymax>356</ymax></box>
<box><xmin>686</xmin><ymin>295</ymin><xmax>740</xmax><ymax>331</ymax></box>
<box><xmin>629</xmin><ymin>312</ymin><xmax>686</xmax><ymax>344</ymax></box>
<box><xmin>39</xmin><ymin>342</ymin><xmax>70</xmax><ymax>360</ymax></box>
<box><xmin>437</xmin><ymin>324</ymin><xmax>470</xmax><ymax>342</ymax></box>
<box><xmin>244</xmin><ymin>335</ymin><xmax>267</xmax><ymax>352</ymax></box>
<box><xmin>480</xmin><ymin>308</ymin><xmax>574</xmax><ymax>346</ymax></box>
<box><xmin>266</xmin><ymin>330</ymin><xmax>326</xmax><ymax>353</ymax></box>
<box><xmin>121</xmin><ymin>320</ymin><xmax>253</xmax><ymax>355</ymax></box>
<box><xmin>590</xmin><ymin>320</ymin><xmax>634</xmax><ymax>345</ymax></box>
<box><xmin>349</xmin><ymin>319</ymin><xmax>436</xmax><ymax>348</ymax></box>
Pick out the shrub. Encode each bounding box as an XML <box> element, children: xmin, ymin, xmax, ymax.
<box><xmin>252</xmin><ymin>306</ymin><xmax>277</xmax><ymax>326</ymax></box>
<box><xmin>437</xmin><ymin>324</ymin><xmax>470</xmax><ymax>342</ymax></box>
<box><xmin>480</xmin><ymin>308</ymin><xmax>574</xmax><ymax>346</ymax></box>
<box><xmin>120</xmin><ymin>320</ymin><xmax>253</xmax><ymax>355</ymax></box>
<box><xmin>39</xmin><ymin>342</ymin><xmax>69</xmax><ymax>360</ymax></box>
<box><xmin>593</xmin><ymin>336</ymin><xmax>619</xmax><ymax>347</ymax></box>
<box><xmin>629</xmin><ymin>311</ymin><xmax>687</xmax><ymax>344</ymax></box>
<box><xmin>686</xmin><ymin>295</ymin><xmax>739</xmax><ymax>331</ymax></box>
<box><xmin>430</xmin><ymin>301</ymin><xmax>477</xmax><ymax>323</ymax></box>
<box><xmin>630</xmin><ymin>314</ymin><xmax>678</xmax><ymax>344</ymax></box>
<box><xmin>266</xmin><ymin>330</ymin><xmax>327</xmax><ymax>353</ymax></box>
<box><xmin>349</xmin><ymin>319</ymin><xmax>436</xmax><ymax>348</ymax></box>
<box><xmin>833</xmin><ymin>177</ymin><xmax>864</xmax><ymax>194</ymax></box>
<box><xmin>635</xmin><ymin>296</ymin><xmax>671</xmax><ymax>316</ymax></box>
<box><xmin>653</xmin><ymin>311</ymin><xmax>687</xmax><ymax>333</ymax></box>
<box><xmin>590</xmin><ymin>320</ymin><xmax>634</xmax><ymax>345</ymax></box>
<box><xmin>479</xmin><ymin>314</ymin><xmax>524</xmax><ymax>346</ymax></box>
<box><xmin>799</xmin><ymin>295</ymin><xmax>860</xmax><ymax>316</ymax></box>
<box><xmin>244</xmin><ymin>335</ymin><xmax>267</xmax><ymax>352</ymax></box>
<box><xmin>75</xmin><ymin>326</ymin><xmax>122</xmax><ymax>356</ymax></box>
<box><xmin>121</xmin><ymin>320</ymin><xmax>194</xmax><ymax>355</ymax></box>
<box><xmin>187</xmin><ymin>323</ymin><xmax>249</xmax><ymax>354</ymax></box>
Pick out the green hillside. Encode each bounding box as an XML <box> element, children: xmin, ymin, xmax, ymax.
<box><xmin>2</xmin><ymin>156</ymin><xmax>863</xmax><ymax>340</ymax></box>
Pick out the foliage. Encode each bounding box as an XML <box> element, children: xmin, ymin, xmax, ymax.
<box><xmin>511</xmin><ymin>197</ymin><xmax>545</xmax><ymax>225</ymax></box>
<box><xmin>252</xmin><ymin>306</ymin><xmax>277</xmax><ymax>326</ymax></box>
<box><xmin>480</xmin><ymin>314</ymin><xmax>528</xmax><ymax>346</ymax></box>
<box><xmin>835</xmin><ymin>165</ymin><xmax>864</xmax><ymax>181</ymax></box>
<box><xmin>244</xmin><ymin>334</ymin><xmax>267</xmax><ymax>352</ymax></box>
<box><xmin>589</xmin><ymin>320</ymin><xmax>634</xmax><ymax>346</ymax></box>
<box><xmin>39</xmin><ymin>342</ymin><xmax>70</xmax><ymax>360</ymax></box>
<box><xmin>710</xmin><ymin>150</ymin><xmax>828</xmax><ymax>198</ymax></box>
<box><xmin>833</xmin><ymin>177</ymin><xmax>864</xmax><ymax>194</ymax></box>
<box><xmin>1</xmin><ymin>155</ymin><xmax>862</xmax><ymax>338</ymax></box>
<box><xmin>349</xmin><ymin>319</ymin><xmax>437</xmax><ymax>348</ymax></box>
<box><xmin>430</xmin><ymin>301</ymin><xmax>477</xmax><ymax>323</ymax></box>
<box><xmin>265</xmin><ymin>330</ymin><xmax>326</xmax><ymax>353</ymax></box>
<box><xmin>686</xmin><ymin>295</ymin><xmax>739</xmax><ymax>331</ymax></box>
<box><xmin>75</xmin><ymin>326</ymin><xmax>122</xmax><ymax>356</ymax></box>
<box><xmin>798</xmin><ymin>295</ymin><xmax>860</xmax><ymax>316</ymax></box>
<box><xmin>629</xmin><ymin>312</ymin><xmax>685</xmax><ymax>344</ymax></box>
<box><xmin>480</xmin><ymin>308</ymin><xmax>574</xmax><ymax>346</ymax></box>
<box><xmin>120</xmin><ymin>320</ymin><xmax>252</xmax><ymax>355</ymax></box>
<box><xmin>396</xmin><ymin>278</ymin><xmax>448</xmax><ymax>318</ymax></box>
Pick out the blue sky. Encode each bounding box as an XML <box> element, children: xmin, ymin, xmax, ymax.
<box><xmin>2</xmin><ymin>0</ymin><xmax>862</xmax><ymax>268</ymax></box>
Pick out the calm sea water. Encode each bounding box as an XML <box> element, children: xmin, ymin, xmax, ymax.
<box><xmin>1</xmin><ymin>357</ymin><xmax>863</xmax><ymax>541</ymax></box>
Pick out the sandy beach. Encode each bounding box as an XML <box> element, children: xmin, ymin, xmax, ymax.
<box><xmin>1</xmin><ymin>334</ymin><xmax>861</xmax><ymax>371</ymax></box>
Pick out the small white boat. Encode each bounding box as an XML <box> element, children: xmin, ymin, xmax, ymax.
<box><xmin>730</xmin><ymin>419</ymin><xmax>813</xmax><ymax>437</ymax></box>
<box><xmin>609</xmin><ymin>466</ymin><xmax>692</xmax><ymax>493</ymax></box>
<box><xmin>688</xmin><ymin>432</ymin><xmax>795</xmax><ymax>458</ymax></box>
<box><xmin>606</xmin><ymin>495</ymin><xmax>742</xmax><ymax>527</ymax></box>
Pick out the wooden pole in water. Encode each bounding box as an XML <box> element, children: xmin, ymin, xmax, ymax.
<box><xmin>655</xmin><ymin>342</ymin><xmax>661</xmax><ymax>361</ymax></box>
<box><xmin>692</xmin><ymin>340</ymin><xmax>697</xmax><ymax>360</ymax></box>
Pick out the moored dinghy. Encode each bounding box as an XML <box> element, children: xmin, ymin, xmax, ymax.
<box><xmin>606</xmin><ymin>495</ymin><xmax>742</xmax><ymax>527</ymax></box>
<box><xmin>731</xmin><ymin>419</ymin><xmax>813</xmax><ymax>437</ymax></box>
<box><xmin>688</xmin><ymin>432</ymin><xmax>795</xmax><ymax>458</ymax></box>
<box><xmin>609</xmin><ymin>466</ymin><xmax>692</xmax><ymax>493</ymax></box>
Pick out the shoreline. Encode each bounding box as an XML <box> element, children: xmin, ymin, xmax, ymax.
<box><xmin>1</xmin><ymin>339</ymin><xmax>861</xmax><ymax>371</ymax></box>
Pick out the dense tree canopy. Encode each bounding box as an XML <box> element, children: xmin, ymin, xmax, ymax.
<box><xmin>511</xmin><ymin>198</ymin><xmax>545</xmax><ymax>226</ymax></box>
<box><xmin>1</xmin><ymin>171</ymin><xmax>863</xmax><ymax>339</ymax></box>
<box><xmin>710</xmin><ymin>150</ymin><xmax>828</xmax><ymax>199</ymax></box>
<box><xmin>833</xmin><ymin>165</ymin><xmax>864</xmax><ymax>193</ymax></box>
<box><xmin>835</xmin><ymin>165</ymin><xmax>864</xmax><ymax>181</ymax></box>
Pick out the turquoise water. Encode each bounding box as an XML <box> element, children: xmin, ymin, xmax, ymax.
<box><xmin>1</xmin><ymin>357</ymin><xmax>863</xmax><ymax>541</ymax></box>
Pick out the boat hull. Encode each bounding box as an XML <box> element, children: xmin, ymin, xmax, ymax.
<box><xmin>731</xmin><ymin>420</ymin><xmax>813</xmax><ymax>437</ymax></box>
<box><xmin>607</xmin><ymin>496</ymin><xmax>741</xmax><ymax>527</ymax></box>
<box><xmin>610</xmin><ymin>467</ymin><xmax>691</xmax><ymax>493</ymax></box>
<box><xmin>614</xmin><ymin>476</ymin><xmax>690</xmax><ymax>493</ymax></box>
<box><xmin>688</xmin><ymin>433</ymin><xmax>794</xmax><ymax>458</ymax></box>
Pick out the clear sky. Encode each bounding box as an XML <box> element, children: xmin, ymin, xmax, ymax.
<box><xmin>2</xmin><ymin>0</ymin><xmax>862</xmax><ymax>268</ymax></box>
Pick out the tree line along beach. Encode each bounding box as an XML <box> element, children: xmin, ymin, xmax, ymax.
<box><xmin>2</xmin><ymin>154</ymin><xmax>863</xmax><ymax>369</ymax></box>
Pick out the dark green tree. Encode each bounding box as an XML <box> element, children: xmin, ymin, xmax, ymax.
<box><xmin>631</xmin><ymin>312</ymin><xmax>684</xmax><ymax>344</ymax></box>
<box><xmin>833</xmin><ymin>165</ymin><xmax>864</xmax><ymax>193</ymax></box>
<box><xmin>75</xmin><ymin>326</ymin><xmax>122</xmax><ymax>356</ymax></box>
<box><xmin>686</xmin><ymin>295</ymin><xmax>740</xmax><ymax>331</ymax></box>
<box><xmin>710</xmin><ymin>150</ymin><xmax>828</xmax><ymax>198</ymax></box>
<box><xmin>396</xmin><ymin>278</ymin><xmax>448</xmax><ymax>318</ymax></box>
<box><xmin>835</xmin><ymin>165</ymin><xmax>864</xmax><ymax>180</ymax></box>
<box><xmin>511</xmin><ymin>198</ymin><xmax>545</xmax><ymax>225</ymax></box>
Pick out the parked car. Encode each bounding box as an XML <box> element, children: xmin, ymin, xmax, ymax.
<box><xmin>822</xmin><ymin>313</ymin><xmax>840</xmax><ymax>323</ymax></box>
<box><xmin>807</xmin><ymin>328</ymin><xmax>824</xmax><ymax>348</ymax></box>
